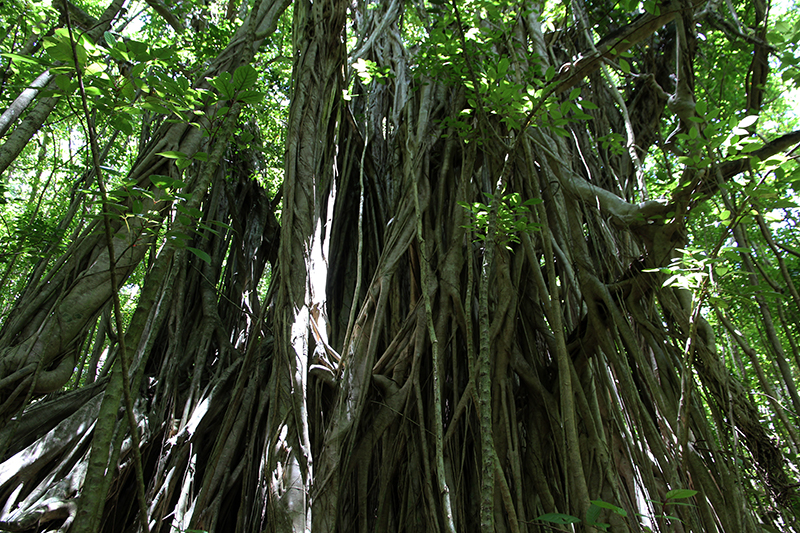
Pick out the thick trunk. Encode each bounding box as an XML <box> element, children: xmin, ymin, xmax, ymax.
<box><xmin>273</xmin><ymin>0</ymin><xmax>346</xmax><ymax>528</ymax></box>
<box><xmin>0</xmin><ymin>0</ymin><xmax>289</xmax><ymax>426</ymax></box>
<box><xmin>0</xmin><ymin>0</ymin><xmax>798</xmax><ymax>531</ymax></box>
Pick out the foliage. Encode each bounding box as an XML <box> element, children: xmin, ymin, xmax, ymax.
<box><xmin>458</xmin><ymin>192</ymin><xmax>541</xmax><ymax>248</ymax></box>
<box><xmin>1</xmin><ymin>0</ymin><xmax>800</xmax><ymax>531</ymax></box>
<box><xmin>536</xmin><ymin>490</ymin><xmax>699</xmax><ymax>532</ymax></box>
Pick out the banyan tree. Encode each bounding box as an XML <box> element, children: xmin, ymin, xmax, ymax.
<box><xmin>0</xmin><ymin>0</ymin><xmax>799</xmax><ymax>530</ymax></box>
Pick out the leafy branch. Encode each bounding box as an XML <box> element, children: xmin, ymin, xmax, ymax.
<box><xmin>458</xmin><ymin>192</ymin><xmax>542</xmax><ymax>249</ymax></box>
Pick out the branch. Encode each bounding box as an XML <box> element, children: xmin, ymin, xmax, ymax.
<box><xmin>550</xmin><ymin>0</ymin><xmax>704</xmax><ymax>95</ymax></box>
<box><xmin>57</xmin><ymin>0</ymin><xmax>100</xmax><ymax>32</ymax></box>
<box><xmin>567</xmin><ymin>173</ymin><xmax>671</xmax><ymax>227</ymax></box>
<box><xmin>719</xmin><ymin>129</ymin><xmax>800</xmax><ymax>180</ymax></box>
<box><xmin>64</xmin><ymin>5</ymin><xmax>151</xmax><ymax>532</ymax></box>
<box><xmin>703</xmin><ymin>11</ymin><xmax>775</xmax><ymax>52</ymax></box>
<box><xmin>143</xmin><ymin>0</ymin><xmax>185</xmax><ymax>34</ymax></box>
<box><xmin>523</xmin><ymin>0</ymin><xmax>703</xmax><ymax>132</ymax></box>
<box><xmin>532</xmin><ymin>132</ymin><xmax>671</xmax><ymax>227</ymax></box>
<box><xmin>676</xmin><ymin>129</ymin><xmax>800</xmax><ymax>208</ymax></box>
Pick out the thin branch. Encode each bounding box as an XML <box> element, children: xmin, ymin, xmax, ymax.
<box><xmin>143</xmin><ymin>0</ymin><xmax>185</xmax><ymax>33</ymax></box>
<box><xmin>63</xmin><ymin>5</ymin><xmax>151</xmax><ymax>533</ymax></box>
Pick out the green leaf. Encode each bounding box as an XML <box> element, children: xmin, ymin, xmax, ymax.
<box><xmin>237</xmin><ymin>90</ymin><xmax>264</xmax><ymax>104</ymax></box>
<box><xmin>665</xmin><ymin>489</ymin><xmax>698</xmax><ymax>500</ymax></box>
<box><xmin>535</xmin><ymin>513</ymin><xmax>581</xmax><ymax>524</ymax></box>
<box><xmin>209</xmin><ymin>72</ymin><xmax>235</xmax><ymax>99</ymax></box>
<box><xmin>121</xmin><ymin>81</ymin><xmax>136</xmax><ymax>100</ymax></box>
<box><xmin>157</xmin><ymin>151</ymin><xmax>189</xmax><ymax>160</ymax></box>
<box><xmin>590</xmin><ymin>500</ymin><xmax>627</xmax><ymax>517</ymax></box>
<box><xmin>84</xmin><ymin>62</ymin><xmax>106</xmax><ymax>76</ymax></box>
<box><xmin>740</xmin><ymin>142</ymin><xmax>761</xmax><ymax>153</ymax></box>
<box><xmin>149</xmin><ymin>175</ymin><xmax>172</xmax><ymax>189</ymax></box>
<box><xmin>569</xmin><ymin>87</ymin><xmax>581</xmax><ymax>100</ymax></box>
<box><xmin>141</xmin><ymin>101</ymin><xmax>172</xmax><ymax>115</ymax></box>
<box><xmin>197</xmin><ymin>223</ymin><xmax>221</xmax><ymax>237</ymax></box>
<box><xmin>188</xmin><ymin>247</ymin><xmax>212</xmax><ymax>264</ymax></box>
<box><xmin>103</xmin><ymin>31</ymin><xmax>117</xmax><ymax>47</ymax></box>
<box><xmin>149</xmin><ymin>174</ymin><xmax>184</xmax><ymax>190</ymax></box>
<box><xmin>113</xmin><ymin>116</ymin><xmax>134</xmax><ymax>136</ymax></box>
<box><xmin>0</xmin><ymin>53</ymin><xmax>44</xmax><ymax>65</ymax></box>
<box><xmin>55</xmin><ymin>75</ymin><xmax>75</xmax><ymax>93</ymax></box>
<box><xmin>44</xmin><ymin>39</ymin><xmax>76</xmax><ymax>63</ymax></box>
<box><xmin>177</xmin><ymin>203</ymin><xmax>204</xmax><ymax>218</ymax></box>
<box><xmin>497</xmin><ymin>57</ymin><xmax>510</xmax><ymax>77</ymax></box>
<box><xmin>232</xmin><ymin>64</ymin><xmax>258</xmax><ymax>90</ymax></box>
<box><xmin>127</xmin><ymin>40</ymin><xmax>150</xmax><ymax>61</ymax></box>
<box><xmin>153</xmin><ymin>47</ymin><xmax>174</xmax><ymax>60</ymax></box>
<box><xmin>587</xmin><ymin>503</ymin><xmax>602</xmax><ymax>525</ymax></box>
<box><xmin>619</xmin><ymin>58</ymin><xmax>630</xmax><ymax>74</ymax></box>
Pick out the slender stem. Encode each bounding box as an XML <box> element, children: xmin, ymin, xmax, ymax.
<box><xmin>410</xmin><ymin>81</ymin><xmax>457</xmax><ymax>533</ymax></box>
<box><xmin>63</xmin><ymin>5</ymin><xmax>151</xmax><ymax>532</ymax></box>
<box><xmin>677</xmin><ymin>175</ymin><xmax>756</xmax><ymax>463</ymax></box>
<box><xmin>343</xmin><ymin>120</ymin><xmax>368</xmax><ymax>352</ymax></box>
<box><xmin>477</xmin><ymin>179</ymin><xmax>498</xmax><ymax>533</ymax></box>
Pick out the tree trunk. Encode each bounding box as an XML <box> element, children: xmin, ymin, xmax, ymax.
<box><xmin>0</xmin><ymin>0</ymin><xmax>798</xmax><ymax>531</ymax></box>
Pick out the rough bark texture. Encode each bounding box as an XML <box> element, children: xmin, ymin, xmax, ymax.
<box><xmin>0</xmin><ymin>0</ymin><xmax>798</xmax><ymax>532</ymax></box>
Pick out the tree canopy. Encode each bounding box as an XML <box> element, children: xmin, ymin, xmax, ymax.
<box><xmin>1</xmin><ymin>0</ymin><xmax>800</xmax><ymax>531</ymax></box>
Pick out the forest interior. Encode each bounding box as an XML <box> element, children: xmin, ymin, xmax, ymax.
<box><xmin>1</xmin><ymin>0</ymin><xmax>800</xmax><ymax>530</ymax></box>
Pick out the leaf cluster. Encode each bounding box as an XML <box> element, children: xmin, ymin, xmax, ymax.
<box><xmin>458</xmin><ymin>192</ymin><xmax>542</xmax><ymax>249</ymax></box>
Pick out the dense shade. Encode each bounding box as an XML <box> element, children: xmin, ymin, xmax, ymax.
<box><xmin>0</xmin><ymin>0</ymin><xmax>800</xmax><ymax>531</ymax></box>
